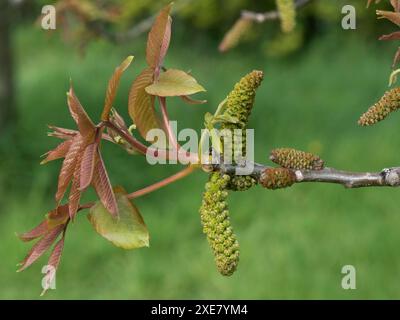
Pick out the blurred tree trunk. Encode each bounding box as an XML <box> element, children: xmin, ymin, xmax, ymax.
<box><xmin>0</xmin><ymin>0</ymin><xmax>16</xmax><ymax>133</ymax></box>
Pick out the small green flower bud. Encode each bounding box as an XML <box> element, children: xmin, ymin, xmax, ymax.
<box><xmin>199</xmin><ymin>172</ymin><xmax>240</xmax><ymax>276</ymax></box>
<box><xmin>227</xmin><ymin>175</ymin><xmax>258</xmax><ymax>191</ymax></box>
<box><xmin>276</xmin><ymin>0</ymin><xmax>296</xmax><ymax>33</ymax></box>
<box><xmin>358</xmin><ymin>87</ymin><xmax>400</xmax><ymax>126</ymax></box>
<box><xmin>270</xmin><ymin>148</ymin><xmax>324</xmax><ymax>170</ymax></box>
<box><xmin>260</xmin><ymin>167</ymin><xmax>296</xmax><ymax>190</ymax></box>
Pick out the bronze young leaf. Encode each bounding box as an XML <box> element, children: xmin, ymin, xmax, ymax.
<box><xmin>55</xmin><ymin>133</ymin><xmax>85</xmax><ymax>204</ymax></box>
<box><xmin>68</xmin><ymin>156</ymin><xmax>83</xmax><ymax>220</ymax></box>
<box><xmin>88</xmin><ymin>186</ymin><xmax>149</xmax><ymax>249</ymax></box>
<box><xmin>40</xmin><ymin>139</ymin><xmax>73</xmax><ymax>164</ymax></box>
<box><xmin>101</xmin><ymin>56</ymin><xmax>134</xmax><ymax>121</ymax></box>
<box><xmin>18</xmin><ymin>224</ymin><xmax>65</xmax><ymax>272</ymax></box>
<box><xmin>128</xmin><ymin>67</ymin><xmax>161</xmax><ymax>140</ymax></box>
<box><xmin>79</xmin><ymin>141</ymin><xmax>98</xmax><ymax>191</ymax></box>
<box><xmin>47</xmin><ymin>125</ymin><xmax>78</xmax><ymax>140</ymax></box>
<box><xmin>66</xmin><ymin>86</ymin><xmax>95</xmax><ymax>136</ymax></box>
<box><xmin>376</xmin><ymin>10</ymin><xmax>400</xmax><ymax>26</ymax></box>
<box><xmin>379</xmin><ymin>31</ymin><xmax>400</xmax><ymax>41</ymax></box>
<box><xmin>145</xmin><ymin>69</ymin><xmax>206</xmax><ymax>97</ymax></box>
<box><xmin>17</xmin><ymin>220</ymin><xmax>49</xmax><ymax>242</ymax></box>
<box><xmin>41</xmin><ymin>233</ymin><xmax>65</xmax><ymax>296</ymax></box>
<box><xmin>92</xmin><ymin>149</ymin><xmax>119</xmax><ymax>217</ymax></box>
<box><xmin>146</xmin><ymin>3</ymin><xmax>172</xmax><ymax>70</ymax></box>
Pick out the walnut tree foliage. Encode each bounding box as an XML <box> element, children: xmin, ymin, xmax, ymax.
<box><xmin>17</xmin><ymin>1</ymin><xmax>400</xmax><ymax>295</ymax></box>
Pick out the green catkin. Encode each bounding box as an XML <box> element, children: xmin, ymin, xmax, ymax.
<box><xmin>220</xmin><ymin>70</ymin><xmax>263</xmax><ymax>191</ymax></box>
<box><xmin>219</xmin><ymin>18</ymin><xmax>253</xmax><ymax>52</ymax></box>
<box><xmin>276</xmin><ymin>0</ymin><xmax>296</xmax><ymax>33</ymax></box>
<box><xmin>260</xmin><ymin>167</ymin><xmax>296</xmax><ymax>190</ymax></box>
<box><xmin>222</xmin><ymin>70</ymin><xmax>264</xmax><ymax>132</ymax></box>
<box><xmin>270</xmin><ymin>148</ymin><xmax>324</xmax><ymax>170</ymax></box>
<box><xmin>358</xmin><ymin>87</ymin><xmax>400</xmax><ymax>126</ymax></box>
<box><xmin>199</xmin><ymin>173</ymin><xmax>240</xmax><ymax>276</ymax></box>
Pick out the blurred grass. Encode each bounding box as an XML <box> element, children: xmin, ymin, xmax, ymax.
<box><xmin>2</xmin><ymin>23</ymin><xmax>400</xmax><ymax>299</ymax></box>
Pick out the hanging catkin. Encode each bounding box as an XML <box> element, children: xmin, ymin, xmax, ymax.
<box><xmin>199</xmin><ymin>173</ymin><xmax>240</xmax><ymax>276</ymax></box>
<box><xmin>358</xmin><ymin>87</ymin><xmax>400</xmax><ymax>126</ymax></box>
<box><xmin>219</xmin><ymin>18</ymin><xmax>253</xmax><ymax>52</ymax></box>
<box><xmin>276</xmin><ymin>0</ymin><xmax>296</xmax><ymax>33</ymax></box>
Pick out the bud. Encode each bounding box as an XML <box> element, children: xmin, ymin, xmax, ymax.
<box><xmin>260</xmin><ymin>167</ymin><xmax>296</xmax><ymax>190</ymax></box>
<box><xmin>270</xmin><ymin>148</ymin><xmax>324</xmax><ymax>170</ymax></box>
<box><xmin>227</xmin><ymin>175</ymin><xmax>258</xmax><ymax>191</ymax></box>
<box><xmin>276</xmin><ymin>0</ymin><xmax>296</xmax><ymax>33</ymax></box>
<box><xmin>358</xmin><ymin>87</ymin><xmax>400</xmax><ymax>126</ymax></box>
<box><xmin>199</xmin><ymin>173</ymin><xmax>239</xmax><ymax>276</ymax></box>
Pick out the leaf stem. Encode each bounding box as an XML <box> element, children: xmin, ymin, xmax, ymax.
<box><xmin>127</xmin><ymin>165</ymin><xmax>197</xmax><ymax>199</ymax></box>
<box><xmin>78</xmin><ymin>165</ymin><xmax>197</xmax><ymax>212</ymax></box>
<box><xmin>159</xmin><ymin>96</ymin><xmax>180</xmax><ymax>152</ymax></box>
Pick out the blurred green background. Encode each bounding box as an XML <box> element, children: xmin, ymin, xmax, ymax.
<box><xmin>2</xmin><ymin>0</ymin><xmax>400</xmax><ymax>299</ymax></box>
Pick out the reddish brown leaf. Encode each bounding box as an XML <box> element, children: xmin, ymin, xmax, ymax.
<box><xmin>376</xmin><ymin>10</ymin><xmax>400</xmax><ymax>26</ymax></box>
<box><xmin>68</xmin><ymin>154</ymin><xmax>83</xmax><ymax>219</ymax></box>
<box><xmin>92</xmin><ymin>150</ymin><xmax>118</xmax><ymax>217</ymax></box>
<box><xmin>379</xmin><ymin>31</ymin><xmax>400</xmax><ymax>40</ymax></box>
<box><xmin>128</xmin><ymin>67</ymin><xmax>161</xmax><ymax>140</ymax></box>
<box><xmin>391</xmin><ymin>0</ymin><xmax>400</xmax><ymax>12</ymax></box>
<box><xmin>79</xmin><ymin>142</ymin><xmax>98</xmax><ymax>191</ymax></box>
<box><xmin>17</xmin><ymin>221</ymin><xmax>49</xmax><ymax>242</ymax></box>
<box><xmin>17</xmin><ymin>225</ymin><xmax>64</xmax><ymax>272</ymax></box>
<box><xmin>48</xmin><ymin>126</ymin><xmax>78</xmax><ymax>140</ymax></box>
<box><xmin>47</xmin><ymin>233</ymin><xmax>65</xmax><ymax>269</ymax></box>
<box><xmin>47</xmin><ymin>204</ymin><xmax>70</xmax><ymax>229</ymax></box>
<box><xmin>55</xmin><ymin>134</ymin><xmax>85</xmax><ymax>204</ymax></box>
<box><xmin>67</xmin><ymin>86</ymin><xmax>95</xmax><ymax>136</ymax></box>
<box><xmin>146</xmin><ymin>3</ymin><xmax>172</xmax><ymax>68</ymax></box>
<box><xmin>102</xmin><ymin>56</ymin><xmax>134</xmax><ymax>121</ymax></box>
<box><xmin>41</xmin><ymin>140</ymin><xmax>72</xmax><ymax>164</ymax></box>
<box><xmin>41</xmin><ymin>234</ymin><xmax>65</xmax><ymax>296</ymax></box>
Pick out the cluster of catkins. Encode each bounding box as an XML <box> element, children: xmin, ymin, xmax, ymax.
<box><xmin>199</xmin><ymin>70</ymin><xmax>263</xmax><ymax>276</ymax></box>
<box><xmin>199</xmin><ymin>71</ymin><xmax>328</xmax><ymax>276</ymax></box>
<box><xmin>358</xmin><ymin>87</ymin><xmax>400</xmax><ymax>126</ymax></box>
<box><xmin>260</xmin><ymin>148</ymin><xmax>325</xmax><ymax>190</ymax></box>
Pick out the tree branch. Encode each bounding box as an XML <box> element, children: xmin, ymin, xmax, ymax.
<box><xmin>214</xmin><ymin>161</ymin><xmax>400</xmax><ymax>189</ymax></box>
<box><xmin>114</xmin><ymin>0</ymin><xmax>194</xmax><ymax>42</ymax></box>
<box><xmin>241</xmin><ymin>0</ymin><xmax>311</xmax><ymax>23</ymax></box>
